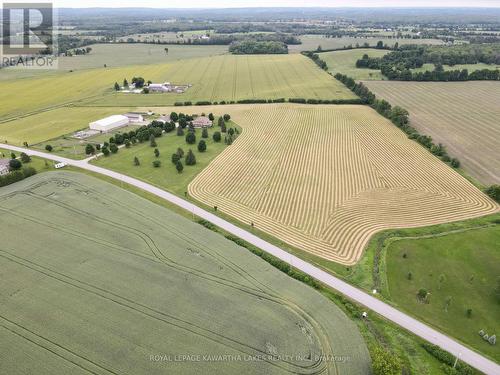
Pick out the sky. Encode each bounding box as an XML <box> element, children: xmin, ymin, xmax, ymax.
<box><xmin>49</xmin><ymin>0</ymin><xmax>500</xmax><ymax>8</ymax></box>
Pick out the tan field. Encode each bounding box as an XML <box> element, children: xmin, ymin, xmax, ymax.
<box><xmin>364</xmin><ymin>81</ymin><xmax>500</xmax><ymax>185</ymax></box>
<box><xmin>188</xmin><ymin>104</ymin><xmax>498</xmax><ymax>265</ymax></box>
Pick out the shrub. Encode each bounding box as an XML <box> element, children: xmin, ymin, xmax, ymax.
<box><xmin>213</xmin><ymin>131</ymin><xmax>222</xmax><ymax>142</ymax></box>
<box><xmin>417</xmin><ymin>288</ymin><xmax>428</xmax><ymax>301</ymax></box>
<box><xmin>371</xmin><ymin>346</ymin><xmax>401</xmax><ymax>375</ymax></box>
<box><xmin>152</xmin><ymin>160</ymin><xmax>161</xmax><ymax>168</ymax></box>
<box><xmin>45</xmin><ymin>144</ymin><xmax>53</xmax><ymax>152</ymax></box>
<box><xmin>185</xmin><ymin>149</ymin><xmax>196</xmax><ymax>166</ymax></box>
<box><xmin>186</xmin><ymin>132</ymin><xmax>196</xmax><ymax>144</ymax></box>
<box><xmin>134</xmin><ymin>156</ymin><xmax>140</xmax><ymax>166</ymax></box>
<box><xmin>85</xmin><ymin>144</ymin><xmax>95</xmax><ymax>155</ymax></box>
<box><xmin>421</xmin><ymin>343</ymin><xmax>473</xmax><ymax>375</ymax></box>
<box><xmin>202</xmin><ymin>127</ymin><xmax>209</xmax><ymax>138</ymax></box>
<box><xmin>20</xmin><ymin>152</ymin><xmax>31</xmax><ymax>163</ymax></box>
<box><xmin>450</xmin><ymin>158</ymin><xmax>460</xmax><ymax>168</ymax></box>
<box><xmin>175</xmin><ymin>160</ymin><xmax>184</xmax><ymax>173</ymax></box>
<box><xmin>198</xmin><ymin>140</ymin><xmax>207</xmax><ymax>152</ymax></box>
<box><xmin>171</xmin><ymin>153</ymin><xmax>180</xmax><ymax>164</ymax></box>
<box><xmin>149</xmin><ymin>134</ymin><xmax>157</xmax><ymax>147</ymax></box>
<box><xmin>485</xmin><ymin>185</ymin><xmax>500</xmax><ymax>203</ymax></box>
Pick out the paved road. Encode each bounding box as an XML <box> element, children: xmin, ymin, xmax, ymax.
<box><xmin>2</xmin><ymin>144</ymin><xmax>499</xmax><ymax>375</ymax></box>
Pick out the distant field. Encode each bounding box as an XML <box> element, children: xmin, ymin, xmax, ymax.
<box><xmin>188</xmin><ymin>104</ymin><xmax>498</xmax><ymax>264</ymax></box>
<box><xmin>0</xmin><ymin>107</ymin><xmax>133</xmax><ymax>146</ymax></box>
<box><xmin>365</xmin><ymin>81</ymin><xmax>500</xmax><ymax>185</ymax></box>
<box><xmin>319</xmin><ymin>48</ymin><xmax>389</xmax><ymax>80</ymax></box>
<box><xmin>0</xmin><ymin>65</ymin><xmax>169</xmax><ymax>121</ymax></box>
<box><xmin>55</xmin><ymin>43</ymin><xmax>229</xmax><ymax>71</ymax></box>
<box><xmin>288</xmin><ymin>35</ymin><xmax>443</xmax><ymax>53</ymax></box>
<box><xmin>385</xmin><ymin>222</ymin><xmax>500</xmax><ymax>362</ymax></box>
<box><xmin>0</xmin><ymin>172</ymin><xmax>370</xmax><ymax>374</ymax></box>
<box><xmin>0</xmin><ymin>54</ymin><xmax>354</xmax><ymax>121</ymax></box>
<box><xmin>411</xmin><ymin>62</ymin><xmax>500</xmax><ymax>73</ymax></box>
<box><xmin>87</xmin><ymin>54</ymin><xmax>357</xmax><ymax>107</ymax></box>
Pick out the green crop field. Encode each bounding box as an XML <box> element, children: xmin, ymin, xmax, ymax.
<box><xmin>365</xmin><ymin>81</ymin><xmax>500</xmax><ymax>185</ymax></box>
<box><xmin>384</xmin><ymin>222</ymin><xmax>500</xmax><ymax>362</ymax></box>
<box><xmin>88</xmin><ymin>54</ymin><xmax>357</xmax><ymax>107</ymax></box>
<box><xmin>288</xmin><ymin>35</ymin><xmax>443</xmax><ymax>53</ymax></box>
<box><xmin>0</xmin><ymin>107</ymin><xmax>136</xmax><ymax>146</ymax></box>
<box><xmin>0</xmin><ymin>172</ymin><xmax>370</xmax><ymax>374</ymax></box>
<box><xmin>0</xmin><ymin>54</ymin><xmax>355</xmax><ymax>124</ymax></box>
<box><xmin>319</xmin><ymin>48</ymin><xmax>389</xmax><ymax>80</ymax></box>
<box><xmin>55</xmin><ymin>43</ymin><xmax>229</xmax><ymax>71</ymax></box>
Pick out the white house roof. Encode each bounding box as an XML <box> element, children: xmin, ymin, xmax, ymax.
<box><xmin>92</xmin><ymin>115</ymin><xmax>129</xmax><ymax>127</ymax></box>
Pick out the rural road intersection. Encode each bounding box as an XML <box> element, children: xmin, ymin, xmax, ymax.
<box><xmin>2</xmin><ymin>143</ymin><xmax>499</xmax><ymax>375</ymax></box>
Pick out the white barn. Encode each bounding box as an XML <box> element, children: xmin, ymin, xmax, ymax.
<box><xmin>89</xmin><ymin>115</ymin><xmax>129</xmax><ymax>132</ymax></box>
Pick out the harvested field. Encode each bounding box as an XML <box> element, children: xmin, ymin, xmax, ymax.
<box><xmin>364</xmin><ymin>81</ymin><xmax>500</xmax><ymax>185</ymax></box>
<box><xmin>188</xmin><ymin>104</ymin><xmax>498</xmax><ymax>265</ymax></box>
<box><xmin>0</xmin><ymin>172</ymin><xmax>370</xmax><ymax>375</ymax></box>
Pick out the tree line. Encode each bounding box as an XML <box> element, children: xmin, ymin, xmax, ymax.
<box><xmin>229</xmin><ymin>40</ymin><xmax>288</xmax><ymax>54</ymax></box>
<box><xmin>356</xmin><ymin>44</ymin><xmax>500</xmax><ymax>81</ymax></box>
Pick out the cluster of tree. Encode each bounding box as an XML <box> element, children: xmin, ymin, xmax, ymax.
<box><xmin>65</xmin><ymin>46</ymin><xmax>92</xmax><ymax>56</ymax></box>
<box><xmin>120</xmin><ymin>77</ymin><xmax>148</xmax><ymax>89</ymax></box>
<box><xmin>0</xmin><ymin>166</ymin><xmax>36</xmax><ymax>187</ymax></box>
<box><xmin>229</xmin><ymin>40</ymin><xmax>288</xmax><ymax>54</ymax></box>
<box><xmin>335</xmin><ymin>73</ymin><xmax>461</xmax><ymax>169</ymax></box>
<box><xmin>421</xmin><ymin>343</ymin><xmax>474</xmax><ymax>375</ymax></box>
<box><xmin>57</xmin><ymin>35</ymin><xmax>96</xmax><ymax>55</ymax></box>
<box><xmin>485</xmin><ymin>185</ymin><xmax>500</xmax><ymax>203</ymax></box>
<box><xmin>357</xmin><ymin>44</ymin><xmax>500</xmax><ymax>81</ymax></box>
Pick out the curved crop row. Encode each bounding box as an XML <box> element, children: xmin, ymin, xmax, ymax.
<box><xmin>189</xmin><ymin>104</ymin><xmax>498</xmax><ymax>265</ymax></box>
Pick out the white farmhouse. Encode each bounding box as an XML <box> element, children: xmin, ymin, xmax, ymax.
<box><xmin>89</xmin><ymin>115</ymin><xmax>129</xmax><ymax>132</ymax></box>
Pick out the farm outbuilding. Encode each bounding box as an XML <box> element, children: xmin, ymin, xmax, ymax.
<box><xmin>89</xmin><ymin>115</ymin><xmax>129</xmax><ymax>132</ymax></box>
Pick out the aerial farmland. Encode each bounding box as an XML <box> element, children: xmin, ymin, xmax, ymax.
<box><xmin>1</xmin><ymin>5</ymin><xmax>500</xmax><ymax>375</ymax></box>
